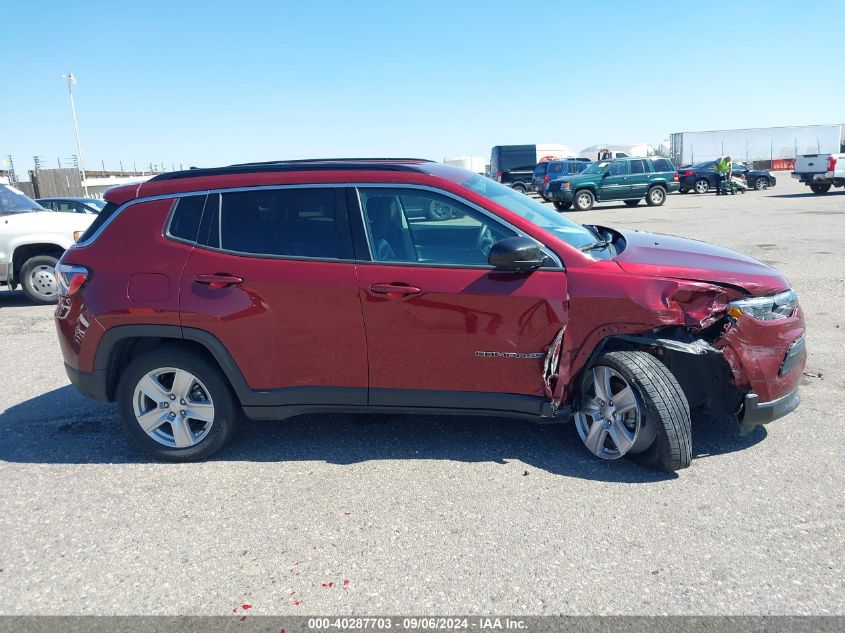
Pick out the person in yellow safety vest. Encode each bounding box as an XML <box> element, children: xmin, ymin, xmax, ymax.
<box><xmin>714</xmin><ymin>155</ymin><xmax>732</xmax><ymax>196</ymax></box>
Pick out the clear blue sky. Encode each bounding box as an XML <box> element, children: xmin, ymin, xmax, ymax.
<box><xmin>1</xmin><ymin>0</ymin><xmax>842</xmax><ymax>174</ymax></box>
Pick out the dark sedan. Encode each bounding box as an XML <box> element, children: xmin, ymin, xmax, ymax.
<box><xmin>35</xmin><ymin>197</ymin><xmax>105</xmax><ymax>214</ymax></box>
<box><xmin>679</xmin><ymin>161</ymin><xmax>776</xmax><ymax>194</ymax></box>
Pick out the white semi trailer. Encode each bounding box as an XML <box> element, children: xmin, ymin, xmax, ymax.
<box><xmin>669</xmin><ymin>124</ymin><xmax>845</xmax><ymax>167</ymax></box>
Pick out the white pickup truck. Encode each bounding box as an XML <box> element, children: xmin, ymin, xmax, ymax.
<box><xmin>792</xmin><ymin>153</ymin><xmax>845</xmax><ymax>194</ymax></box>
<box><xmin>0</xmin><ymin>184</ymin><xmax>95</xmax><ymax>304</ymax></box>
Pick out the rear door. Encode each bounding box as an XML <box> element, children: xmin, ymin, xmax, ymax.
<box><xmin>352</xmin><ymin>185</ymin><xmax>568</xmax><ymax>411</ymax></box>
<box><xmin>627</xmin><ymin>159</ymin><xmax>650</xmax><ymax>197</ymax></box>
<box><xmin>179</xmin><ymin>185</ymin><xmax>368</xmax><ymax>405</ymax></box>
<box><xmin>599</xmin><ymin>160</ymin><xmax>630</xmax><ymax>200</ymax></box>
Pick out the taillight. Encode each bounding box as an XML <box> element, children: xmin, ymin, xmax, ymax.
<box><xmin>544</xmin><ymin>174</ymin><xmax>549</xmax><ymax>184</ymax></box>
<box><xmin>682</xmin><ymin>170</ymin><xmax>695</xmax><ymax>177</ymax></box>
<box><xmin>56</xmin><ymin>264</ymin><xmax>89</xmax><ymax>297</ymax></box>
<box><xmin>673</xmin><ymin>172</ymin><xmax>679</xmax><ymax>181</ymax></box>
<box><xmin>496</xmin><ymin>170</ymin><xmax>503</xmax><ymax>182</ymax></box>
<box><xmin>828</xmin><ymin>156</ymin><xmax>838</xmax><ymax>171</ymax></box>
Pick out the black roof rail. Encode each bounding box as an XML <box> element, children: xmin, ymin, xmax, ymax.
<box><xmin>150</xmin><ymin>158</ymin><xmax>434</xmax><ymax>182</ymax></box>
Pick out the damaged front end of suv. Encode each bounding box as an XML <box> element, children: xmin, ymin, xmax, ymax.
<box><xmin>553</xmin><ymin>264</ymin><xmax>806</xmax><ymax>453</ymax></box>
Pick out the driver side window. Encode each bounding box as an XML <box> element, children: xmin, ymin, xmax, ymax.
<box><xmin>357</xmin><ymin>188</ymin><xmax>515</xmax><ymax>266</ymax></box>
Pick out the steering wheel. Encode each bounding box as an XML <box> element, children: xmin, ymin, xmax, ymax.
<box><xmin>475</xmin><ymin>225</ymin><xmax>496</xmax><ymax>257</ymax></box>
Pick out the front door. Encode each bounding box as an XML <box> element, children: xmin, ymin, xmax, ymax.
<box><xmin>599</xmin><ymin>159</ymin><xmax>630</xmax><ymax>200</ymax></box>
<box><xmin>179</xmin><ymin>186</ymin><xmax>368</xmax><ymax>406</ymax></box>
<box><xmin>352</xmin><ymin>186</ymin><xmax>569</xmax><ymax>413</ymax></box>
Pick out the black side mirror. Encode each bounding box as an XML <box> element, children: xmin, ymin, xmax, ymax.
<box><xmin>488</xmin><ymin>236</ymin><xmax>545</xmax><ymax>272</ymax></box>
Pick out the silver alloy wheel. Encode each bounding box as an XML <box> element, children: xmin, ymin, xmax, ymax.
<box><xmin>755</xmin><ymin>178</ymin><xmax>769</xmax><ymax>190</ymax></box>
<box><xmin>694</xmin><ymin>179</ymin><xmax>709</xmax><ymax>194</ymax></box>
<box><xmin>28</xmin><ymin>265</ymin><xmax>58</xmax><ymax>300</ymax></box>
<box><xmin>576</xmin><ymin>191</ymin><xmax>592</xmax><ymax>209</ymax></box>
<box><xmin>132</xmin><ymin>367</ymin><xmax>215</xmax><ymax>448</ymax></box>
<box><xmin>649</xmin><ymin>187</ymin><xmax>665</xmax><ymax>204</ymax></box>
<box><xmin>574</xmin><ymin>365</ymin><xmax>644</xmax><ymax>460</ymax></box>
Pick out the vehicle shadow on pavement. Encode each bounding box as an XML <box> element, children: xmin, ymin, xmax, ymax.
<box><xmin>0</xmin><ymin>290</ymin><xmax>37</xmax><ymax>308</ymax></box>
<box><xmin>0</xmin><ymin>386</ymin><xmax>765</xmax><ymax>483</ymax></box>
<box><xmin>769</xmin><ymin>191</ymin><xmax>845</xmax><ymax>199</ymax></box>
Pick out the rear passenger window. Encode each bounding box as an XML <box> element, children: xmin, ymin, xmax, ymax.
<box><xmin>630</xmin><ymin>160</ymin><xmax>646</xmax><ymax>174</ymax></box>
<box><xmin>651</xmin><ymin>158</ymin><xmax>674</xmax><ymax>172</ymax></box>
<box><xmin>570</xmin><ymin>161</ymin><xmax>588</xmax><ymax>174</ymax></box>
<box><xmin>210</xmin><ymin>188</ymin><xmax>350</xmax><ymax>259</ymax></box>
<box><xmin>168</xmin><ymin>195</ymin><xmax>206</xmax><ymax>242</ymax></box>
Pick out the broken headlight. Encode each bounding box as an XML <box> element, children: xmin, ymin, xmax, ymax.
<box><xmin>728</xmin><ymin>289</ymin><xmax>798</xmax><ymax>321</ymax></box>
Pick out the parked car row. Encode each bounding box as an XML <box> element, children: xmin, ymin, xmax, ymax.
<box><xmin>0</xmin><ymin>185</ymin><xmax>95</xmax><ymax>303</ymax></box>
<box><xmin>678</xmin><ymin>161</ymin><xmax>776</xmax><ymax>194</ymax></box>
<box><xmin>546</xmin><ymin>157</ymin><xmax>680</xmax><ymax>210</ymax></box>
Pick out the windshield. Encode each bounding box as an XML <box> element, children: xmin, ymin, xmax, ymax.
<box><xmin>461</xmin><ymin>175</ymin><xmax>597</xmax><ymax>249</ymax></box>
<box><xmin>0</xmin><ymin>185</ymin><xmax>46</xmax><ymax>216</ymax></box>
<box><xmin>580</xmin><ymin>161</ymin><xmax>610</xmax><ymax>175</ymax></box>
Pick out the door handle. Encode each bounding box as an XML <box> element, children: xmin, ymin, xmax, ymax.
<box><xmin>194</xmin><ymin>274</ymin><xmax>243</xmax><ymax>289</ymax></box>
<box><xmin>370</xmin><ymin>283</ymin><xmax>421</xmax><ymax>297</ymax></box>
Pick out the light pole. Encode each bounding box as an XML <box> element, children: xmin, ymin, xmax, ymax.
<box><xmin>62</xmin><ymin>72</ymin><xmax>88</xmax><ymax>195</ymax></box>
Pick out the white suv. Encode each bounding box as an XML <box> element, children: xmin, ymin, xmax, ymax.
<box><xmin>0</xmin><ymin>184</ymin><xmax>94</xmax><ymax>303</ymax></box>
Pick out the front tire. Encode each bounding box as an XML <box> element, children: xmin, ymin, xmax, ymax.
<box><xmin>809</xmin><ymin>183</ymin><xmax>830</xmax><ymax>194</ymax></box>
<box><xmin>117</xmin><ymin>348</ymin><xmax>237</xmax><ymax>461</ymax></box>
<box><xmin>574</xmin><ymin>351</ymin><xmax>691</xmax><ymax>472</ymax></box>
<box><xmin>573</xmin><ymin>189</ymin><xmax>595</xmax><ymax>211</ymax></box>
<box><xmin>646</xmin><ymin>186</ymin><xmax>667</xmax><ymax>206</ymax></box>
<box><xmin>20</xmin><ymin>255</ymin><xmax>60</xmax><ymax>304</ymax></box>
<box><xmin>554</xmin><ymin>201</ymin><xmax>572</xmax><ymax>211</ymax></box>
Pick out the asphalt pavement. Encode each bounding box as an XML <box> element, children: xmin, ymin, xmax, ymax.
<box><xmin>0</xmin><ymin>174</ymin><xmax>842</xmax><ymax>615</ymax></box>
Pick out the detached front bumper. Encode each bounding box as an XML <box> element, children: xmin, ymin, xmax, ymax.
<box><xmin>741</xmin><ymin>387</ymin><xmax>800</xmax><ymax>426</ymax></box>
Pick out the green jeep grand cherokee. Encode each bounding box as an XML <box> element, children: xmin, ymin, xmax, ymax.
<box><xmin>547</xmin><ymin>157</ymin><xmax>680</xmax><ymax>211</ymax></box>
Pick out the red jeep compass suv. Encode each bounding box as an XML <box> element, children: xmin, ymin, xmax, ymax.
<box><xmin>55</xmin><ymin>159</ymin><xmax>806</xmax><ymax>471</ymax></box>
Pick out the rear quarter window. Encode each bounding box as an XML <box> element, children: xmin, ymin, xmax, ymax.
<box><xmin>167</xmin><ymin>195</ymin><xmax>206</xmax><ymax>242</ymax></box>
<box><xmin>651</xmin><ymin>158</ymin><xmax>675</xmax><ymax>172</ymax></box>
<box><xmin>77</xmin><ymin>201</ymin><xmax>121</xmax><ymax>242</ymax></box>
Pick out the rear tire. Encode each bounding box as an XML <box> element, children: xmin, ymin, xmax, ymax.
<box><xmin>754</xmin><ymin>177</ymin><xmax>770</xmax><ymax>190</ymax></box>
<box><xmin>426</xmin><ymin>199</ymin><xmax>453</xmax><ymax>221</ymax></box>
<box><xmin>574</xmin><ymin>351</ymin><xmax>691</xmax><ymax>472</ymax></box>
<box><xmin>554</xmin><ymin>201</ymin><xmax>572</xmax><ymax>211</ymax></box>
<box><xmin>810</xmin><ymin>183</ymin><xmax>831</xmax><ymax>194</ymax></box>
<box><xmin>20</xmin><ymin>255</ymin><xmax>60</xmax><ymax>304</ymax></box>
<box><xmin>117</xmin><ymin>348</ymin><xmax>237</xmax><ymax>461</ymax></box>
<box><xmin>573</xmin><ymin>189</ymin><xmax>595</xmax><ymax>211</ymax></box>
<box><xmin>623</xmin><ymin>199</ymin><xmax>640</xmax><ymax>207</ymax></box>
<box><xmin>694</xmin><ymin>178</ymin><xmax>709</xmax><ymax>194</ymax></box>
<box><xmin>646</xmin><ymin>186</ymin><xmax>667</xmax><ymax>206</ymax></box>
<box><xmin>511</xmin><ymin>183</ymin><xmax>527</xmax><ymax>194</ymax></box>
